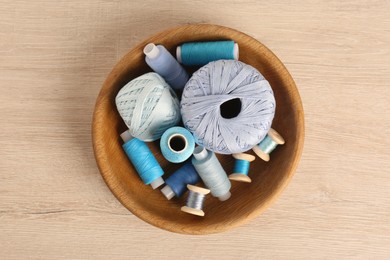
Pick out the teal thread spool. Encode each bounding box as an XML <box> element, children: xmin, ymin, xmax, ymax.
<box><xmin>121</xmin><ymin>130</ymin><xmax>164</xmax><ymax>189</ymax></box>
<box><xmin>181</xmin><ymin>184</ymin><xmax>210</xmax><ymax>217</ymax></box>
<box><xmin>176</xmin><ymin>41</ymin><xmax>239</xmax><ymax>66</ymax></box>
<box><xmin>252</xmin><ymin>128</ymin><xmax>285</xmax><ymax>162</ymax></box>
<box><xmin>229</xmin><ymin>153</ymin><xmax>256</xmax><ymax>183</ymax></box>
<box><xmin>160</xmin><ymin>127</ymin><xmax>195</xmax><ymax>163</ymax></box>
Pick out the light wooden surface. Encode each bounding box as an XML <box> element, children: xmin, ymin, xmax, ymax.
<box><xmin>1</xmin><ymin>0</ymin><xmax>389</xmax><ymax>258</ymax></box>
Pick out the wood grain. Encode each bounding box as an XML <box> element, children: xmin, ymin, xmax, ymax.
<box><xmin>0</xmin><ymin>0</ymin><xmax>389</xmax><ymax>258</ymax></box>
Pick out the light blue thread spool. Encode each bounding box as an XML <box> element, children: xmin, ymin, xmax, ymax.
<box><xmin>144</xmin><ymin>43</ymin><xmax>189</xmax><ymax>90</ymax></box>
<box><xmin>252</xmin><ymin>128</ymin><xmax>285</xmax><ymax>162</ymax></box>
<box><xmin>181</xmin><ymin>184</ymin><xmax>210</xmax><ymax>217</ymax></box>
<box><xmin>121</xmin><ymin>130</ymin><xmax>164</xmax><ymax>189</ymax></box>
<box><xmin>229</xmin><ymin>153</ymin><xmax>256</xmax><ymax>183</ymax></box>
<box><xmin>177</xmin><ymin>41</ymin><xmax>239</xmax><ymax>66</ymax></box>
<box><xmin>161</xmin><ymin>162</ymin><xmax>200</xmax><ymax>200</ymax></box>
<box><xmin>192</xmin><ymin>146</ymin><xmax>231</xmax><ymax>201</ymax></box>
<box><xmin>160</xmin><ymin>126</ymin><xmax>195</xmax><ymax>163</ymax></box>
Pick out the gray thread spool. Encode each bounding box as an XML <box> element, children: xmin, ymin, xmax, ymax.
<box><xmin>192</xmin><ymin>146</ymin><xmax>231</xmax><ymax>201</ymax></box>
<box><xmin>252</xmin><ymin>128</ymin><xmax>285</xmax><ymax>161</ymax></box>
<box><xmin>181</xmin><ymin>185</ymin><xmax>210</xmax><ymax>217</ymax></box>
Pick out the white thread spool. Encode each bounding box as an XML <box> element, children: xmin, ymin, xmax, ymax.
<box><xmin>181</xmin><ymin>184</ymin><xmax>210</xmax><ymax>217</ymax></box>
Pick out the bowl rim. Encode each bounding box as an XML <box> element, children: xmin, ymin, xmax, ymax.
<box><xmin>92</xmin><ymin>23</ymin><xmax>305</xmax><ymax>235</ymax></box>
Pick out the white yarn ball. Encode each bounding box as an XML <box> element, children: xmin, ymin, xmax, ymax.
<box><xmin>116</xmin><ymin>72</ymin><xmax>180</xmax><ymax>141</ymax></box>
<box><xmin>181</xmin><ymin>60</ymin><xmax>275</xmax><ymax>154</ymax></box>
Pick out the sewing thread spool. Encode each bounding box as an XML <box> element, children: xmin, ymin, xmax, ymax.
<box><xmin>160</xmin><ymin>126</ymin><xmax>195</xmax><ymax>163</ymax></box>
<box><xmin>252</xmin><ymin>128</ymin><xmax>285</xmax><ymax>162</ymax></box>
<box><xmin>229</xmin><ymin>153</ymin><xmax>256</xmax><ymax>183</ymax></box>
<box><xmin>144</xmin><ymin>43</ymin><xmax>189</xmax><ymax>90</ymax></box>
<box><xmin>181</xmin><ymin>185</ymin><xmax>210</xmax><ymax>217</ymax></box>
<box><xmin>120</xmin><ymin>130</ymin><xmax>164</xmax><ymax>189</ymax></box>
<box><xmin>191</xmin><ymin>146</ymin><xmax>231</xmax><ymax>201</ymax></box>
<box><xmin>161</xmin><ymin>162</ymin><xmax>200</xmax><ymax>200</ymax></box>
<box><xmin>176</xmin><ymin>41</ymin><xmax>239</xmax><ymax>66</ymax></box>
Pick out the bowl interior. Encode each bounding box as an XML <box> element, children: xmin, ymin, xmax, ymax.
<box><xmin>92</xmin><ymin>24</ymin><xmax>304</xmax><ymax>234</ymax></box>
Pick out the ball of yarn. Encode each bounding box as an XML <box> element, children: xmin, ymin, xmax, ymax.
<box><xmin>181</xmin><ymin>60</ymin><xmax>275</xmax><ymax>154</ymax></box>
<box><xmin>116</xmin><ymin>72</ymin><xmax>180</xmax><ymax>141</ymax></box>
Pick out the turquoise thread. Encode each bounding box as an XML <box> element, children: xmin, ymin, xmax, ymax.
<box><xmin>258</xmin><ymin>135</ymin><xmax>278</xmax><ymax>154</ymax></box>
<box><xmin>233</xmin><ymin>159</ymin><xmax>250</xmax><ymax>176</ymax></box>
<box><xmin>122</xmin><ymin>138</ymin><xmax>164</xmax><ymax>185</ymax></box>
<box><xmin>160</xmin><ymin>127</ymin><xmax>195</xmax><ymax>163</ymax></box>
<box><xmin>180</xmin><ymin>41</ymin><xmax>236</xmax><ymax>66</ymax></box>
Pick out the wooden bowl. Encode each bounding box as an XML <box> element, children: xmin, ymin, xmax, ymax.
<box><xmin>92</xmin><ymin>24</ymin><xmax>304</xmax><ymax>234</ymax></box>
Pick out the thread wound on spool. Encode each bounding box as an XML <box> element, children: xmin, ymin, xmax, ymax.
<box><xmin>252</xmin><ymin>128</ymin><xmax>285</xmax><ymax>162</ymax></box>
<box><xmin>144</xmin><ymin>43</ymin><xmax>189</xmax><ymax>90</ymax></box>
<box><xmin>233</xmin><ymin>160</ymin><xmax>250</xmax><ymax>175</ymax></box>
<box><xmin>229</xmin><ymin>153</ymin><xmax>255</xmax><ymax>183</ymax></box>
<box><xmin>181</xmin><ymin>60</ymin><xmax>275</xmax><ymax>154</ymax></box>
<box><xmin>116</xmin><ymin>72</ymin><xmax>181</xmax><ymax>141</ymax></box>
<box><xmin>162</xmin><ymin>162</ymin><xmax>200</xmax><ymax>199</ymax></box>
<box><xmin>192</xmin><ymin>146</ymin><xmax>231</xmax><ymax>201</ymax></box>
<box><xmin>177</xmin><ymin>41</ymin><xmax>239</xmax><ymax>66</ymax></box>
<box><xmin>181</xmin><ymin>185</ymin><xmax>210</xmax><ymax>217</ymax></box>
<box><xmin>160</xmin><ymin>127</ymin><xmax>195</xmax><ymax>163</ymax></box>
<box><xmin>122</xmin><ymin>136</ymin><xmax>164</xmax><ymax>187</ymax></box>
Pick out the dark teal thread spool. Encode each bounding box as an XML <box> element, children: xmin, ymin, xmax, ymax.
<box><xmin>121</xmin><ymin>130</ymin><xmax>164</xmax><ymax>189</ymax></box>
<box><xmin>229</xmin><ymin>153</ymin><xmax>256</xmax><ymax>183</ymax></box>
<box><xmin>252</xmin><ymin>128</ymin><xmax>285</xmax><ymax>162</ymax></box>
<box><xmin>176</xmin><ymin>41</ymin><xmax>239</xmax><ymax>66</ymax></box>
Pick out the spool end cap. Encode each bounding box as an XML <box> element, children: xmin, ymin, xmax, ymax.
<box><xmin>218</xmin><ymin>191</ymin><xmax>231</xmax><ymax>201</ymax></box>
<box><xmin>252</xmin><ymin>145</ymin><xmax>270</xmax><ymax>162</ymax></box>
<box><xmin>150</xmin><ymin>177</ymin><xmax>164</xmax><ymax>189</ymax></box>
<box><xmin>161</xmin><ymin>185</ymin><xmax>175</xmax><ymax>200</ymax></box>
<box><xmin>176</xmin><ymin>46</ymin><xmax>182</xmax><ymax>63</ymax></box>
<box><xmin>144</xmin><ymin>43</ymin><xmax>160</xmax><ymax>59</ymax></box>
<box><xmin>120</xmin><ymin>130</ymin><xmax>133</xmax><ymax>143</ymax></box>
<box><xmin>193</xmin><ymin>146</ymin><xmax>208</xmax><ymax>161</ymax></box>
<box><xmin>229</xmin><ymin>173</ymin><xmax>252</xmax><ymax>183</ymax></box>
<box><xmin>181</xmin><ymin>206</ymin><xmax>205</xmax><ymax>217</ymax></box>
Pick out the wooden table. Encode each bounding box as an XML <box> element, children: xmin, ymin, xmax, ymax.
<box><xmin>1</xmin><ymin>1</ymin><xmax>389</xmax><ymax>259</ymax></box>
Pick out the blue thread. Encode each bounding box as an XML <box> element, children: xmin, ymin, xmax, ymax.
<box><xmin>160</xmin><ymin>126</ymin><xmax>195</xmax><ymax>163</ymax></box>
<box><xmin>144</xmin><ymin>44</ymin><xmax>189</xmax><ymax>90</ymax></box>
<box><xmin>165</xmin><ymin>162</ymin><xmax>200</xmax><ymax>197</ymax></box>
<box><xmin>258</xmin><ymin>135</ymin><xmax>278</xmax><ymax>154</ymax></box>
<box><xmin>233</xmin><ymin>159</ymin><xmax>250</xmax><ymax>176</ymax></box>
<box><xmin>192</xmin><ymin>147</ymin><xmax>231</xmax><ymax>201</ymax></box>
<box><xmin>122</xmin><ymin>138</ymin><xmax>164</xmax><ymax>185</ymax></box>
<box><xmin>178</xmin><ymin>41</ymin><xmax>237</xmax><ymax>66</ymax></box>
